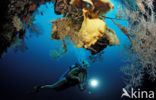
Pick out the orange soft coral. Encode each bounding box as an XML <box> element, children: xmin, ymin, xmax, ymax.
<box><xmin>77</xmin><ymin>8</ymin><xmax>107</xmax><ymax>48</ymax></box>
<box><xmin>77</xmin><ymin>8</ymin><xmax>120</xmax><ymax>48</ymax></box>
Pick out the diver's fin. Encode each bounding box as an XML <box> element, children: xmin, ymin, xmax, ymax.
<box><xmin>28</xmin><ymin>85</ymin><xmax>42</xmax><ymax>94</ymax></box>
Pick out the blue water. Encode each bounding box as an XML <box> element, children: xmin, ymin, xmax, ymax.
<box><xmin>0</xmin><ymin>1</ymin><xmax>130</xmax><ymax>100</ymax></box>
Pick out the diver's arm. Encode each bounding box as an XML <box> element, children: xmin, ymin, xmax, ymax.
<box><xmin>67</xmin><ymin>68</ymin><xmax>80</xmax><ymax>82</ymax></box>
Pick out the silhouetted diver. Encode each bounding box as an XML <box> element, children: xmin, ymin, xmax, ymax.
<box><xmin>32</xmin><ymin>61</ymin><xmax>88</xmax><ymax>93</ymax></box>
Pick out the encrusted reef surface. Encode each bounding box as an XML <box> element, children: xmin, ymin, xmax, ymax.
<box><xmin>0</xmin><ymin>0</ymin><xmax>121</xmax><ymax>58</ymax></box>
<box><xmin>1</xmin><ymin>0</ymin><xmax>156</xmax><ymax>58</ymax></box>
<box><xmin>0</xmin><ymin>0</ymin><xmax>55</xmax><ymax>58</ymax></box>
<box><xmin>51</xmin><ymin>0</ymin><xmax>120</xmax><ymax>56</ymax></box>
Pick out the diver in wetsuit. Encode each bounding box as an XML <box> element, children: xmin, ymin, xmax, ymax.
<box><xmin>32</xmin><ymin>61</ymin><xmax>88</xmax><ymax>93</ymax></box>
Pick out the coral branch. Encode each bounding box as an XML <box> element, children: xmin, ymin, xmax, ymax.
<box><xmin>111</xmin><ymin>19</ymin><xmax>133</xmax><ymax>47</ymax></box>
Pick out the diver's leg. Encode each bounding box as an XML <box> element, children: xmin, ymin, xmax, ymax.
<box><xmin>32</xmin><ymin>78</ymin><xmax>67</xmax><ymax>93</ymax></box>
<box><xmin>69</xmin><ymin>75</ymin><xmax>80</xmax><ymax>82</ymax></box>
<box><xmin>40</xmin><ymin>78</ymin><xmax>67</xmax><ymax>89</ymax></box>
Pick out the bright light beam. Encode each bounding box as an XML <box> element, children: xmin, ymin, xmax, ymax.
<box><xmin>90</xmin><ymin>79</ymin><xmax>99</xmax><ymax>87</ymax></box>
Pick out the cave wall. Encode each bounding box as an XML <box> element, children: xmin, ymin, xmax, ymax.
<box><xmin>0</xmin><ymin>0</ymin><xmax>55</xmax><ymax>58</ymax></box>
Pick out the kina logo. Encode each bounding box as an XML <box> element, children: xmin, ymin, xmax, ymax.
<box><xmin>121</xmin><ymin>88</ymin><xmax>155</xmax><ymax>99</ymax></box>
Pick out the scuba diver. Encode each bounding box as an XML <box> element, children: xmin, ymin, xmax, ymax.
<box><xmin>32</xmin><ymin>61</ymin><xmax>88</xmax><ymax>93</ymax></box>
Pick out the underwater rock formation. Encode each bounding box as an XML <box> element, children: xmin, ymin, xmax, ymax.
<box><xmin>0</xmin><ymin>0</ymin><xmax>134</xmax><ymax>58</ymax></box>
<box><xmin>52</xmin><ymin>0</ymin><xmax>120</xmax><ymax>55</ymax></box>
<box><xmin>70</xmin><ymin>0</ymin><xmax>115</xmax><ymax>17</ymax></box>
<box><xmin>0</xmin><ymin>0</ymin><xmax>55</xmax><ymax>58</ymax></box>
